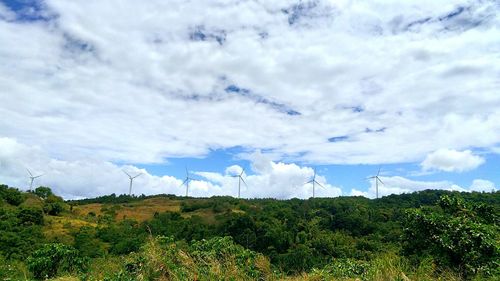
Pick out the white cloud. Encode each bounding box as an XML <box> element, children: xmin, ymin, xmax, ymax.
<box><xmin>421</xmin><ymin>149</ymin><xmax>485</xmax><ymax>172</ymax></box>
<box><xmin>357</xmin><ymin>175</ymin><xmax>496</xmax><ymax>198</ymax></box>
<box><xmin>469</xmin><ymin>179</ymin><xmax>496</xmax><ymax>192</ymax></box>
<box><xmin>0</xmin><ymin>0</ymin><xmax>498</xmax><ymax>166</ymax></box>
<box><xmin>0</xmin><ymin>138</ymin><xmax>341</xmax><ymax>199</ymax></box>
<box><xmin>350</xmin><ymin>188</ymin><xmax>368</xmax><ymax>197</ymax></box>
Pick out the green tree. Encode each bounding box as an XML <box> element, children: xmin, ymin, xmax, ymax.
<box><xmin>0</xmin><ymin>185</ymin><xmax>25</xmax><ymax>206</ymax></box>
<box><xmin>34</xmin><ymin>186</ymin><xmax>53</xmax><ymax>200</ymax></box>
<box><xmin>17</xmin><ymin>207</ymin><xmax>44</xmax><ymax>226</ymax></box>
<box><xmin>43</xmin><ymin>194</ymin><xmax>65</xmax><ymax>216</ymax></box>
<box><xmin>402</xmin><ymin>195</ymin><xmax>499</xmax><ymax>278</ymax></box>
<box><xmin>27</xmin><ymin>243</ymin><xmax>88</xmax><ymax>279</ymax></box>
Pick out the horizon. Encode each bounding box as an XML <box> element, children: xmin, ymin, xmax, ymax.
<box><xmin>0</xmin><ymin>0</ymin><xmax>499</xmax><ymax>199</ymax></box>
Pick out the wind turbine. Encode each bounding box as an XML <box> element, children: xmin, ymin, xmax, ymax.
<box><xmin>27</xmin><ymin>168</ymin><xmax>43</xmax><ymax>192</ymax></box>
<box><xmin>304</xmin><ymin>168</ymin><xmax>324</xmax><ymax>198</ymax></box>
<box><xmin>123</xmin><ymin>171</ymin><xmax>142</xmax><ymax>195</ymax></box>
<box><xmin>367</xmin><ymin>167</ymin><xmax>384</xmax><ymax>199</ymax></box>
<box><xmin>180</xmin><ymin>167</ymin><xmax>193</xmax><ymax>197</ymax></box>
<box><xmin>232</xmin><ymin>168</ymin><xmax>247</xmax><ymax>198</ymax></box>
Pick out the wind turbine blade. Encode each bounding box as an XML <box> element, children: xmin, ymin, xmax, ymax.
<box><xmin>123</xmin><ymin>170</ymin><xmax>132</xmax><ymax>178</ymax></box>
<box><xmin>180</xmin><ymin>178</ymin><xmax>188</xmax><ymax>187</ymax></box>
<box><xmin>315</xmin><ymin>181</ymin><xmax>325</xmax><ymax>188</ymax></box>
<box><xmin>377</xmin><ymin>177</ymin><xmax>385</xmax><ymax>185</ymax></box>
<box><xmin>34</xmin><ymin>174</ymin><xmax>44</xmax><ymax>178</ymax></box>
<box><xmin>132</xmin><ymin>173</ymin><xmax>142</xmax><ymax>179</ymax></box>
<box><xmin>377</xmin><ymin>167</ymin><xmax>381</xmax><ymax>176</ymax></box>
<box><xmin>240</xmin><ymin>168</ymin><xmax>245</xmax><ymax>176</ymax></box>
<box><xmin>241</xmin><ymin>177</ymin><xmax>247</xmax><ymax>186</ymax></box>
<box><xmin>26</xmin><ymin>168</ymin><xmax>33</xmax><ymax>177</ymax></box>
<box><xmin>304</xmin><ymin>180</ymin><xmax>313</xmax><ymax>185</ymax></box>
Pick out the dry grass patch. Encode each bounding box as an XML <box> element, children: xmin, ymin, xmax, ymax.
<box><xmin>72</xmin><ymin>203</ymin><xmax>103</xmax><ymax>217</ymax></box>
<box><xmin>43</xmin><ymin>216</ymin><xmax>97</xmax><ymax>243</ymax></box>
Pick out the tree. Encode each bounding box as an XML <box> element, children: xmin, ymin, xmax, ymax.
<box><xmin>27</xmin><ymin>243</ymin><xmax>88</xmax><ymax>279</ymax></box>
<box><xmin>17</xmin><ymin>207</ymin><xmax>44</xmax><ymax>226</ymax></box>
<box><xmin>43</xmin><ymin>195</ymin><xmax>65</xmax><ymax>216</ymax></box>
<box><xmin>402</xmin><ymin>195</ymin><xmax>499</xmax><ymax>278</ymax></box>
<box><xmin>0</xmin><ymin>185</ymin><xmax>24</xmax><ymax>206</ymax></box>
<box><xmin>34</xmin><ymin>186</ymin><xmax>53</xmax><ymax>200</ymax></box>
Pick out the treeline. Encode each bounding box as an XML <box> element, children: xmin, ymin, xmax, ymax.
<box><xmin>0</xmin><ymin>184</ymin><xmax>498</xmax><ymax>280</ymax></box>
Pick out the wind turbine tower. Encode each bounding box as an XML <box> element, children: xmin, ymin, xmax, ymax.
<box><xmin>368</xmin><ymin>167</ymin><xmax>384</xmax><ymax>199</ymax></box>
<box><xmin>123</xmin><ymin>171</ymin><xmax>142</xmax><ymax>195</ymax></box>
<box><xmin>305</xmin><ymin>168</ymin><xmax>324</xmax><ymax>198</ymax></box>
<box><xmin>26</xmin><ymin>168</ymin><xmax>43</xmax><ymax>192</ymax></box>
<box><xmin>181</xmin><ymin>167</ymin><xmax>193</xmax><ymax>197</ymax></box>
<box><xmin>232</xmin><ymin>168</ymin><xmax>247</xmax><ymax>198</ymax></box>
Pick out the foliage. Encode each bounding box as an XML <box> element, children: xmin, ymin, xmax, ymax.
<box><xmin>1</xmin><ymin>183</ymin><xmax>499</xmax><ymax>280</ymax></box>
<box><xmin>34</xmin><ymin>186</ymin><xmax>54</xmax><ymax>200</ymax></box>
<box><xmin>102</xmin><ymin>236</ymin><xmax>272</xmax><ymax>281</ymax></box>
<box><xmin>0</xmin><ymin>255</ymin><xmax>29</xmax><ymax>280</ymax></box>
<box><xmin>17</xmin><ymin>207</ymin><xmax>44</xmax><ymax>226</ymax></box>
<box><xmin>311</xmin><ymin>258</ymin><xmax>369</xmax><ymax>279</ymax></box>
<box><xmin>0</xmin><ymin>184</ymin><xmax>25</xmax><ymax>206</ymax></box>
<box><xmin>73</xmin><ymin>226</ymin><xmax>106</xmax><ymax>258</ymax></box>
<box><xmin>403</xmin><ymin>195</ymin><xmax>500</xmax><ymax>278</ymax></box>
<box><xmin>0</xmin><ymin>207</ymin><xmax>44</xmax><ymax>259</ymax></box>
<box><xmin>43</xmin><ymin>194</ymin><xmax>65</xmax><ymax>216</ymax></box>
<box><xmin>98</xmin><ymin>219</ymin><xmax>147</xmax><ymax>255</ymax></box>
<box><xmin>27</xmin><ymin>243</ymin><xmax>89</xmax><ymax>280</ymax></box>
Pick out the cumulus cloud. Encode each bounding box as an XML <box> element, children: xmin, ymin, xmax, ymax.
<box><xmin>421</xmin><ymin>149</ymin><xmax>485</xmax><ymax>172</ymax></box>
<box><xmin>469</xmin><ymin>179</ymin><xmax>496</xmax><ymax>192</ymax></box>
<box><xmin>0</xmin><ymin>0</ymin><xmax>498</xmax><ymax>166</ymax></box>
<box><xmin>358</xmin><ymin>175</ymin><xmax>496</xmax><ymax>198</ymax></box>
<box><xmin>0</xmin><ymin>1</ymin><xmax>499</xmax><ymax>198</ymax></box>
<box><xmin>0</xmin><ymin>138</ymin><xmax>341</xmax><ymax>199</ymax></box>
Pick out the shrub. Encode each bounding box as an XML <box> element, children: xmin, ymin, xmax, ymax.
<box><xmin>110</xmin><ymin>236</ymin><xmax>273</xmax><ymax>281</ymax></box>
<box><xmin>0</xmin><ymin>185</ymin><xmax>25</xmax><ymax>206</ymax></box>
<box><xmin>17</xmin><ymin>207</ymin><xmax>44</xmax><ymax>226</ymax></box>
<box><xmin>27</xmin><ymin>243</ymin><xmax>88</xmax><ymax>279</ymax></box>
<box><xmin>403</xmin><ymin>195</ymin><xmax>499</xmax><ymax>278</ymax></box>
<box><xmin>34</xmin><ymin>186</ymin><xmax>53</xmax><ymax>200</ymax></box>
<box><xmin>43</xmin><ymin>195</ymin><xmax>65</xmax><ymax>216</ymax></box>
<box><xmin>0</xmin><ymin>255</ymin><xmax>29</xmax><ymax>280</ymax></box>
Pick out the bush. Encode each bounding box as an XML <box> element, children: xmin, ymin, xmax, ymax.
<box><xmin>17</xmin><ymin>207</ymin><xmax>44</xmax><ymax>226</ymax></box>
<box><xmin>27</xmin><ymin>243</ymin><xmax>88</xmax><ymax>279</ymax></box>
<box><xmin>312</xmin><ymin>258</ymin><xmax>369</xmax><ymax>279</ymax></box>
<box><xmin>0</xmin><ymin>255</ymin><xmax>28</xmax><ymax>280</ymax></box>
<box><xmin>43</xmin><ymin>195</ymin><xmax>65</xmax><ymax>216</ymax></box>
<box><xmin>0</xmin><ymin>185</ymin><xmax>25</xmax><ymax>206</ymax></box>
<box><xmin>34</xmin><ymin>186</ymin><xmax>53</xmax><ymax>200</ymax></box>
<box><xmin>403</xmin><ymin>195</ymin><xmax>500</xmax><ymax>278</ymax></box>
<box><xmin>110</xmin><ymin>236</ymin><xmax>273</xmax><ymax>281</ymax></box>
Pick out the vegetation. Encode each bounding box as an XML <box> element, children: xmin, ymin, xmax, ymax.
<box><xmin>0</xmin><ymin>183</ymin><xmax>498</xmax><ymax>280</ymax></box>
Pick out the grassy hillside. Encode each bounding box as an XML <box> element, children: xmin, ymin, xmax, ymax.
<box><xmin>1</xmin><ymin>184</ymin><xmax>498</xmax><ymax>280</ymax></box>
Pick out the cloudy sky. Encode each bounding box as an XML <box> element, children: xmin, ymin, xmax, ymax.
<box><xmin>0</xmin><ymin>0</ymin><xmax>499</xmax><ymax>199</ymax></box>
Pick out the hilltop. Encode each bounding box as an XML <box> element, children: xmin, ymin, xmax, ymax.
<box><xmin>1</xmin><ymin>184</ymin><xmax>499</xmax><ymax>280</ymax></box>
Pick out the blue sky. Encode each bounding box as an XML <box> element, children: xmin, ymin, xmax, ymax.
<box><xmin>0</xmin><ymin>0</ymin><xmax>499</xmax><ymax>198</ymax></box>
<box><xmin>138</xmin><ymin>148</ymin><xmax>500</xmax><ymax>193</ymax></box>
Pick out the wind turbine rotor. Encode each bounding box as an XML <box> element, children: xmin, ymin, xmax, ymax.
<box><xmin>315</xmin><ymin>180</ymin><xmax>325</xmax><ymax>188</ymax></box>
<box><xmin>123</xmin><ymin>170</ymin><xmax>132</xmax><ymax>178</ymax></box>
<box><xmin>376</xmin><ymin>176</ymin><xmax>385</xmax><ymax>185</ymax></box>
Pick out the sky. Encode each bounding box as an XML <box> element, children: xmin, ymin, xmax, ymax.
<box><xmin>0</xmin><ymin>0</ymin><xmax>499</xmax><ymax>199</ymax></box>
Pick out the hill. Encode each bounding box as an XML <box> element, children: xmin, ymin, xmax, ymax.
<box><xmin>1</xmin><ymin>184</ymin><xmax>498</xmax><ymax>280</ymax></box>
